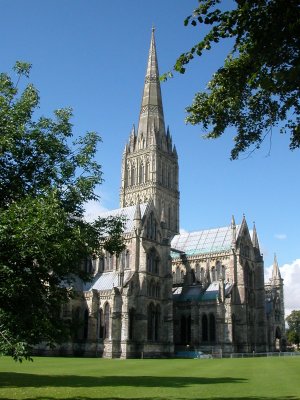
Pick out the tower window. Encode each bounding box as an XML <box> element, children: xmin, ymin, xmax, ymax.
<box><xmin>147</xmin><ymin>248</ymin><xmax>160</xmax><ymax>274</ymax></box>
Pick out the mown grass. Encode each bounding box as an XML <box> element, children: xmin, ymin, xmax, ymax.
<box><xmin>0</xmin><ymin>356</ymin><xmax>300</xmax><ymax>400</ymax></box>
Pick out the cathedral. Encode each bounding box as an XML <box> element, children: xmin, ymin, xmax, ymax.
<box><xmin>44</xmin><ymin>29</ymin><xmax>285</xmax><ymax>358</ymax></box>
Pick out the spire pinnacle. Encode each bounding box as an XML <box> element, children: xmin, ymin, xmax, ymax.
<box><xmin>272</xmin><ymin>253</ymin><xmax>282</xmax><ymax>281</ymax></box>
<box><xmin>231</xmin><ymin>215</ymin><xmax>236</xmax><ymax>249</ymax></box>
<box><xmin>137</xmin><ymin>28</ymin><xmax>165</xmax><ymax>138</ymax></box>
<box><xmin>252</xmin><ymin>221</ymin><xmax>260</xmax><ymax>251</ymax></box>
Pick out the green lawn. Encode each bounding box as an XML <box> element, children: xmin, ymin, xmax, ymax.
<box><xmin>0</xmin><ymin>356</ymin><xmax>300</xmax><ymax>400</ymax></box>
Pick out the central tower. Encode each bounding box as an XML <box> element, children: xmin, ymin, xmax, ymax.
<box><xmin>120</xmin><ymin>28</ymin><xmax>179</xmax><ymax>238</ymax></box>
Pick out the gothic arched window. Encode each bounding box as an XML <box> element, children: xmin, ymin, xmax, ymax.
<box><xmin>180</xmin><ymin>270</ymin><xmax>184</xmax><ymax>283</ymax></box>
<box><xmin>131</xmin><ymin>166</ymin><xmax>135</xmax><ymax>186</ymax></box>
<box><xmin>129</xmin><ymin>308</ymin><xmax>135</xmax><ymax>340</ymax></box>
<box><xmin>196</xmin><ymin>264</ymin><xmax>200</xmax><ymax>281</ymax></box>
<box><xmin>125</xmin><ymin>250</ymin><xmax>130</xmax><ymax>269</ymax></box>
<box><xmin>146</xmin><ymin>162</ymin><xmax>150</xmax><ymax>181</ymax></box>
<box><xmin>147</xmin><ymin>303</ymin><xmax>155</xmax><ymax>341</ymax></box>
<box><xmin>232</xmin><ymin>314</ymin><xmax>236</xmax><ymax>343</ymax></box>
<box><xmin>108</xmin><ymin>254</ymin><xmax>113</xmax><ymax>270</ymax></box>
<box><xmin>104</xmin><ymin>303</ymin><xmax>110</xmax><ymax>339</ymax></box>
<box><xmin>72</xmin><ymin>307</ymin><xmax>81</xmax><ymax>340</ymax></box>
<box><xmin>139</xmin><ymin>163</ymin><xmax>144</xmax><ymax>184</ymax></box>
<box><xmin>211</xmin><ymin>267</ymin><xmax>216</xmax><ymax>281</ymax></box>
<box><xmin>147</xmin><ymin>303</ymin><xmax>160</xmax><ymax>342</ymax></box>
<box><xmin>155</xmin><ymin>305</ymin><xmax>161</xmax><ymax>341</ymax></box>
<box><xmin>200</xmin><ymin>267</ymin><xmax>205</xmax><ymax>282</ymax></box>
<box><xmin>202</xmin><ymin>314</ymin><xmax>208</xmax><ymax>342</ymax></box>
<box><xmin>181</xmin><ymin>314</ymin><xmax>191</xmax><ymax>345</ymax></box>
<box><xmin>167</xmin><ymin>168</ymin><xmax>171</xmax><ymax>188</ymax></box>
<box><xmin>147</xmin><ymin>212</ymin><xmax>157</xmax><ymax>240</ymax></box>
<box><xmin>161</xmin><ymin>163</ymin><xmax>165</xmax><ymax>185</ymax></box>
<box><xmin>156</xmin><ymin>283</ymin><xmax>160</xmax><ymax>298</ymax></box>
<box><xmin>209</xmin><ymin>313</ymin><xmax>216</xmax><ymax>342</ymax></box>
<box><xmin>98</xmin><ymin>256</ymin><xmax>104</xmax><ymax>273</ymax></box>
<box><xmin>99</xmin><ymin>309</ymin><xmax>104</xmax><ymax>339</ymax></box>
<box><xmin>191</xmin><ymin>269</ymin><xmax>196</xmax><ymax>283</ymax></box>
<box><xmin>147</xmin><ymin>248</ymin><xmax>159</xmax><ymax>274</ymax></box>
<box><xmin>83</xmin><ymin>309</ymin><xmax>89</xmax><ymax>340</ymax></box>
<box><xmin>216</xmin><ymin>261</ymin><xmax>221</xmax><ymax>279</ymax></box>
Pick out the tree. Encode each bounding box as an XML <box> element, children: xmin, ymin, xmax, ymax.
<box><xmin>286</xmin><ymin>310</ymin><xmax>300</xmax><ymax>348</ymax></box>
<box><xmin>164</xmin><ymin>0</ymin><xmax>300</xmax><ymax>159</ymax></box>
<box><xmin>0</xmin><ymin>62</ymin><xmax>125</xmax><ymax>361</ymax></box>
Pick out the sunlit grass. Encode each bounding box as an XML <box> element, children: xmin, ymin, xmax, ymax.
<box><xmin>0</xmin><ymin>356</ymin><xmax>300</xmax><ymax>399</ymax></box>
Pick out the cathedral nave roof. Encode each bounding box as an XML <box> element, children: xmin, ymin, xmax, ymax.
<box><xmin>171</xmin><ymin>225</ymin><xmax>241</xmax><ymax>258</ymax></box>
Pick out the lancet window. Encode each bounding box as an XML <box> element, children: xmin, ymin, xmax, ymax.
<box><xmin>120</xmin><ymin>249</ymin><xmax>130</xmax><ymax>270</ymax></box>
<box><xmin>147</xmin><ymin>303</ymin><xmax>161</xmax><ymax>342</ymax></box>
<box><xmin>128</xmin><ymin>308</ymin><xmax>135</xmax><ymax>340</ymax></box>
<box><xmin>83</xmin><ymin>309</ymin><xmax>89</xmax><ymax>340</ymax></box>
<box><xmin>195</xmin><ymin>264</ymin><xmax>200</xmax><ymax>281</ymax></box>
<box><xmin>98</xmin><ymin>256</ymin><xmax>104</xmax><ymax>273</ymax></box>
<box><xmin>99</xmin><ymin>309</ymin><xmax>104</xmax><ymax>339</ymax></box>
<box><xmin>147</xmin><ymin>248</ymin><xmax>159</xmax><ymax>274</ymax></box>
<box><xmin>145</xmin><ymin>162</ymin><xmax>150</xmax><ymax>181</ymax></box>
<box><xmin>139</xmin><ymin>163</ymin><xmax>144</xmax><ymax>184</ymax></box>
<box><xmin>131</xmin><ymin>166</ymin><xmax>135</xmax><ymax>186</ymax></box>
<box><xmin>180</xmin><ymin>314</ymin><xmax>191</xmax><ymax>345</ymax></box>
<box><xmin>201</xmin><ymin>313</ymin><xmax>216</xmax><ymax>343</ymax></box>
<box><xmin>146</xmin><ymin>212</ymin><xmax>157</xmax><ymax>240</ymax></box>
<box><xmin>211</xmin><ymin>267</ymin><xmax>216</xmax><ymax>281</ymax></box>
<box><xmin>104</xmin><ymin>303</ymin><xmax>110</xmax><ymax>339</ymax></box>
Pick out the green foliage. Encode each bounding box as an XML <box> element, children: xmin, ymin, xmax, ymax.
<box><xmin>286</xmin><ymin>310</ymin><xmax>300</xmax><ymax>347</ymax></box>
<box><xmin>169</xmin><ymin>0</ymin><xmax>300</xmax><ymax>159</ymax></box>
<box><xmin>0</xmin><ymin>62</ymin><xmax>125</xmax><ymax>361</ymax></box>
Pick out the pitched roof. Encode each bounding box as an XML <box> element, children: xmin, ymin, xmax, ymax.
<box><xmin>84</xmin><ymin>270</ymin><xmax>134</xmax><ymax>291</ymax></box>
<box><xmin>173</xmin><ymin>281</ymin><xmax>233</xmax><ymax>302</ymax></box>
<box><xmin>98</xmin><ymin>203</ymin><xmax>148</xmax><ymax>233</ymax></box>
<box><xmin>171</xmin><ymin>225</ymin><xmax>240</xmax><ymax>258</ymax></box>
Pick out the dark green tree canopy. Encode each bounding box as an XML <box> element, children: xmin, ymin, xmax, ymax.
<box><xmin>164</xmin><ymin>0</ymin><xmax>300</xmax><ymax>159</ymax></box>
<box><xmin>286</xmin><ymin>310</ymin><xmax>300</xmax><ymax>334</ymax></box>
<box><xmin>0</xmin><ymin>62</ymin><xmax>125</xmax><ymax>361</ymax></box>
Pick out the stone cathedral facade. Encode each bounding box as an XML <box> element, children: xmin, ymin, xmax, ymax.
<box><xmin>45</xmin><ymin>30</ymin><xmax>285</xmax><ymax>358</ymax></box>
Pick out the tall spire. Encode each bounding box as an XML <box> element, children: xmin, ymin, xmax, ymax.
<box><xmin>119</xmin><ymin>28</ymin><xmax>180</xmax><ymax>237</ymax></box>
<box><xmin>137</xmin><ymin>28</ymin><xmax>165</xmax><ymax>138</ymax></box>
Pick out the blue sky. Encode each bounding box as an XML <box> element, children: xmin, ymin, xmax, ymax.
<box><xmin>1</xmin><ymin>1</ymin><xmax>299</xmax><ymax>313</ymax></box>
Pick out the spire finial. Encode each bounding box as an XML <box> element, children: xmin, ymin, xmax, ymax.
<box><xmin>252</xmin><ymin>221</ymin><xmax>260</xmax><ymax>251</ymax></box>
<box><xmin>231</xmin><ymin>215</ymin><xmax>236</xmax><ymax>249</ymax></box>
<box><xmin>272</xmin><ymin>253</ymin><xmax>282</xmax><ymax>282</ymax></box>
<box><xmin>137</xmin><ymin>27</ymin><xmax>165</xmax><ymax>139</ymax></box>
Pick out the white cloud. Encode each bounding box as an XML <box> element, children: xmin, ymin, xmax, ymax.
<box><xmin>84</xmin><ymin>200</ymin><xmax>109</xmax><ymax>222</ymax></box>
<box><xmin>265</xmin><ymin>259</ymin><xmax>300</xmax><ymax>317</ymax></box>
<box><xmin>274</xmin><ymin>233</ymin><xmax>287</xmax><ymax>240</ymax></box>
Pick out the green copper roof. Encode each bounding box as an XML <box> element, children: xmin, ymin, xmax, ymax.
<box><xmin>171</xmin><ymin>225</ymin><xmax>240</xmax><ymax>258</ymax></box>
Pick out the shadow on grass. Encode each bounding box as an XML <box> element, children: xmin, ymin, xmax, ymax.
<box><xmin>0</xmin><ymin>397</ymin><xmax>299</xmax><ymax>400</ymax></box>
<box><xmin>1</xmin><ymin>374</ymin><xmax>299</xmax><ymax>400</ymax></box>
<box><xmin>0</xmin><ymin>373</ymin><xmax>245</xmax><ymax>388</ymax></box>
